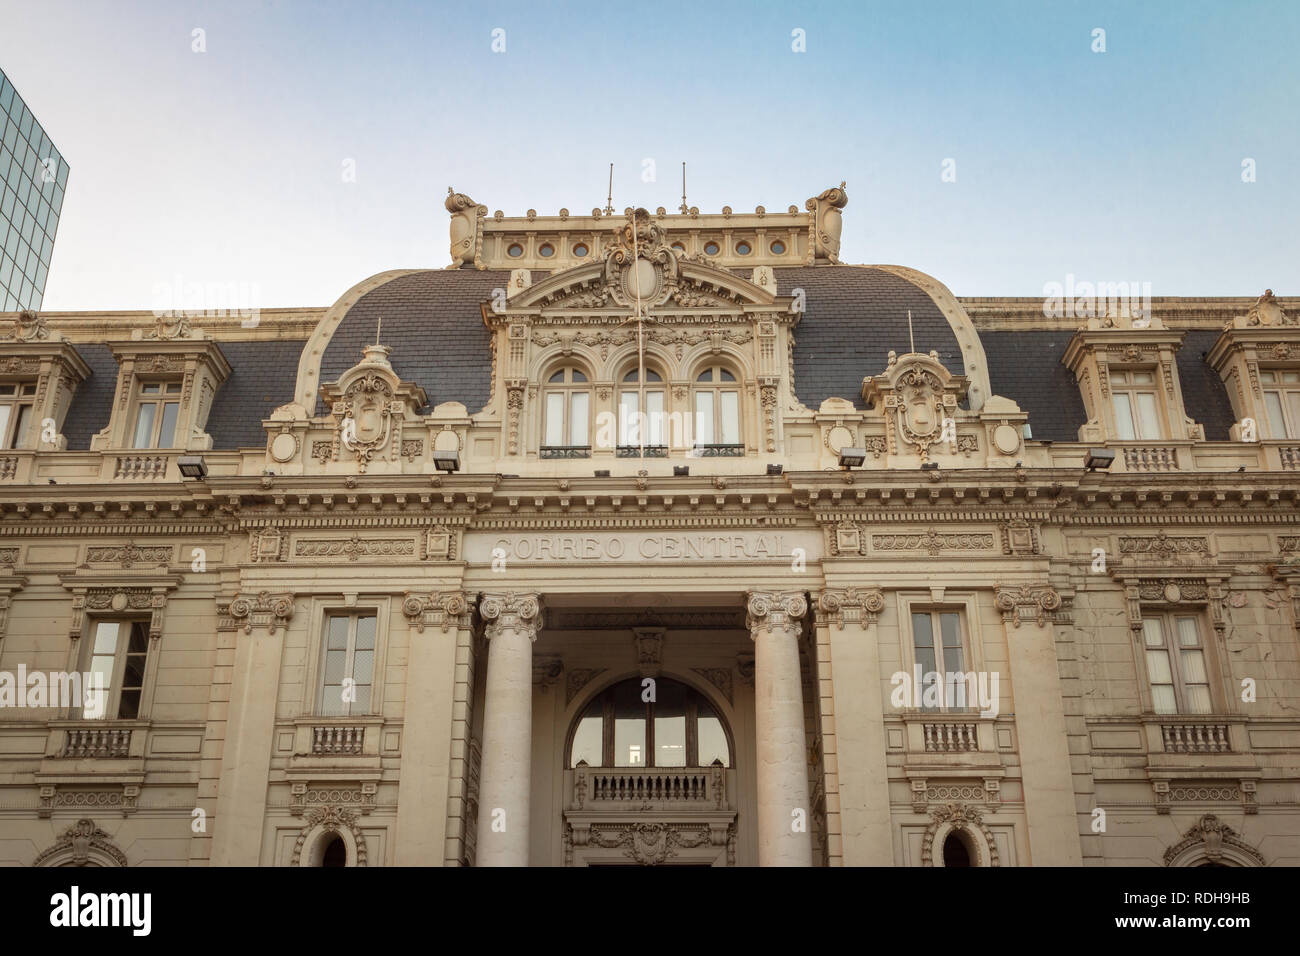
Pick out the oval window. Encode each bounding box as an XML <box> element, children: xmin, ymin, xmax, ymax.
<box><xmin>507</xmin><ymin>243</ymin><xmax>524</xmax><ymax>258</ymax></box>
<box><xmin>671</xmin><ymin>242</ymin><xmax>686</xmax><ymax>253</ymax></box>
<box><xmin>703</xmin><ymin>241</ymin><xmax>720</xmax><ymax>256</ymax></box>
<box><xmin>770</xmin><ymin>240</ymin><xmax>786</xmax><ymax>255</ymax></box>
<box><xmin>572</xmin><ymin>243</ymin><xmax>589</xmax><ymax>258</ymax></box>
<box><xmin>538</xmin><ymin>243</ymin><xmax>555</xmax><ymax>258</ymax></box>
<box><xmin>735</xmin><ymin>240</ymin><xmax>751</xmax><ymax>256</ymax></box>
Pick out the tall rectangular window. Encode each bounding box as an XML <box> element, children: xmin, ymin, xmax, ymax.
<box><xmin>84</xmin><ymin>620</ymin><xmax>149</xmax><ymax>719</ymax></box>
<box><xmin>1111</xmin><ymin>370</ymin><xmax>1162</xmax><ymax>440</ymax></box>
<box><xmin>1143</xmin><ymin>614</ymin><xmax>1212</xmax><ymax>714</ymax></box>
<box><xmin>911</xmin><ymin>610</ymin><xmax>968</xmax><ymax>710</ymax></box>
<box><xmin>320</xmin><ymin>612</ymin><xmax>376</xmax><ymax>716</ymax></box>
<box><xmin>132</xmin><ymin>381</ymin><xmax>181</xmax><ymax>448</ymax></box>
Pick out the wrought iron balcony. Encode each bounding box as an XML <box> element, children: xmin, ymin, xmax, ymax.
<box><xmin>693</xmin><ymin>443</ymin><xmax>745</xmax><ymax>458</ymax></box>
<box><xmin>616</xmin><ymin>445</ymin><xmax>668</xmax><ymax>458</ymax></box>
<box><xmin>539</xmin><ymin>445</ymin><xmax>592</xmax><ymax>460</ymax></box>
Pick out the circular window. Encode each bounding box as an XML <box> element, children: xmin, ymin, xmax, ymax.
<box><xmin>538</xmin><ymin>243</ymin><xmax>555</xmax><ymax>258</ymax></box>
<box><xmin>770</xmin><ymin>240</ymin><xmax>786</xmax><ymax>255</ymax></box>
<box><xmin>735</xmin><ymin>240</ymin><xmax>751</xmax><ymax>256</ymax></box>
<box><xmin>703</xmin><ymin>241</ymin><xmax>720</xmax><ymax>256</ymax></box>
<box><xmin>572</xmin><ymin>243</ymin><xmax>589</xmax><ymax>258</ymax></box>
<box><xmin>671</xmin><ymin>242</ymin><xmax>686</xmax><ymax>253</ymax></box>
<box><xmin>507</xmin><ymin>243</ymin><xmax>524</xmax><ymax>258</ymax></box>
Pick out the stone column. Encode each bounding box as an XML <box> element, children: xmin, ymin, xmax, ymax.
<box><xmin>995</xmin><ymin>585</ymin><xmax>1083</xmax><ymax>865</ymax></box>
<box><xmin>815</xmin><ymin>587</ymin><xmax>894</xmax><ymax>865</ymax></box>
<box><xmin>747</xmin><ymin>590</ymin><xmax>813</xmax><ymax>867</ymax></box>
<box><xmin>475</xmin><ymin>591</ymin><xmax>542</xmax><ymax>866</ymax></box>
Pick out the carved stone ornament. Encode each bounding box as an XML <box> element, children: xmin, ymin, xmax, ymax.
<box><xmin>920</xmin><ymin>803</ymin><xmax>999</xmax><ymax>867</ymax></box>
<box><xmin>84</xmin><ymin>543</ymin><xmax>172</xmax><ymax>568</ymax></box>
<box><xmin>805</xmin><ymin>183</ymin><xmax>848</xmax><ymax>264</ymax></box>
<box><xmin>0</xmin><ymin>309</ymin><xmax>51</xmax><ymax>342</ymax></box>
<box><xmin>1241</xmin><ymin>289</ymin><xmax>1294</xmax><ymax>328</ymax></box>
<box><xmin>1163</xmin><ymin>814</ymin><xmax>1264</xmax><ymax>867</ymax></box>
<box><xmin>533</xmin><ymin>654</ymin><xmax>564</xmax><ymax>689</ymax></box>
<box><xmin>479</xmin><ymin>591</ymin><xmax>542</xmax><ymax>641</ymax></box>
<box><xmin>147</xmin><ymin>312</ymin><xmax>194</xmax><ymax>340</ymax></box>
<box><xmin>291</xmin><ymin>805</ymin><xmax>368</xmax><ymax>867</ymax></box>
<box><xmin>402</xmin><ymin>590</ymin><xmax>475</xmax><ymax>633</ymax></box>
<box><xmin>746</xmin><ymin>590</ymin><xmax>808</xmax><ymax>637</ymax></box>
<box><xmin>32</xmin><ymin>818</ymin><xmax>129</xmax><ymax>867</ymax></box>
<box><xmin>994</xmin><ymin>585</ymin><xmax>1062</xmax><ymax>628</ymax></box>
<box><xmin>632</xmin><ymin>627</ymin><xmax>665</xmax><ymax>677</ymax></box>
<box><xmin>577</xmin><ymin>821</ymin><xmax>715</xmax><ymax>866</ymax></box>
<box><xmin>1119</xmin><ymin>532</ymin><xmax>1211</xmax><ymax>561</ymax></box>
<box><xmin>692</xmin><ymin>667</ymin><xmax>733</xmax><ymax>704</ymax></box>
<box><xmin>566</xmin><ymin>667</ymin><xmax>607</xmax><ymax>704</ymax></box>
<box><xmin>319</xmin><ymin>344</ymin><xmax>427</xmax><ymax>472</ymax></box>
<box><xmin>226</xmin><ymin>590</ymin><xmax>294</xmax><ymax>635</ymax></box>
<box><xmin>446</xmin><ymin>187</ymin><xmax>488</xmax><ymax>269</ymax></box>
<box><xmin>816</xmin><ymin>588</ymin><xmax>885</xmax><ymax>629</ymax></box>
<box><xmin>862</xmin><ymin>350</ymin><xmax>968</xmax><ymax>462</ymax></box>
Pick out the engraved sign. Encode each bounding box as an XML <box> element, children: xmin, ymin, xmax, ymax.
<box><xmin>464</xmin><ymin>530</ymin><xmax>821</xmax><ymax>564</ymax></box>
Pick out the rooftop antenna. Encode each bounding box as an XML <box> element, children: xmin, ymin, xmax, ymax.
<box><xmin>603</xmin><ymin>163</ymin><xmax>615</xmax><ymax>217</ymax></box>
<box><xmin>679</xmin><ymin>162</ymin><xmax>689</xmax><ymax>215</ymax></box>
<box><xmin>907</xmin><ymin>309</ymin><xmax>915</xmax><ymax>354</ymax></box>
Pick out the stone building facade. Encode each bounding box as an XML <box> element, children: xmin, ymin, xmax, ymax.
<box><xmin>0</xmin><ymin>185</ymin><xmax>1295</xmax><ymax>867</ymax></box>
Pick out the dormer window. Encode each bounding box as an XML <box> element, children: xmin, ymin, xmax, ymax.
<box><xmin>1110</xmin><ymin>370</ymin><xmax>1163</xmax><ymax>440</ymax></box>
<box><xmin>1260</xmin><ymin>369</ymin><xmax>1300</xmax><ymax>438</ymax></box>
<box><xmin>0</xmin><ymin>381</ymin><xmax>36</xmax><ymax>448</ymax></box>
<box><xmin>132</xmin><ymin>381</ymin><xmax>182</xmax><ymax>448</ymax></box>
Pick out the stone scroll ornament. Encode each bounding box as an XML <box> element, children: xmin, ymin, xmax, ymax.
<box><xmin>479</xmin><ymin>591</ymin><xmax>542</xmax><ymax>641</ymax></box>
<box><xmin>447</xmin><ymin>188</ymin><xmax>487</xmax><ymax>269</ymax></box>
<box><xmin>806</xmin><ymin>183</ymin><xmax>848</xmax><ymax>264</ymax></box>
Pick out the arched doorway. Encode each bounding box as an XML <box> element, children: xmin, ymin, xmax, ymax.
<box><xmin>562</xmin><ymin>676</ymin><xmax>738</xmax><ymax>866</ymax></box>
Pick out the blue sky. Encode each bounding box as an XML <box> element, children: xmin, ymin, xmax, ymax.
<box><xmin>1</xmin><ymin>0</ymin><xmax>1296</xmax><ymax>310</ymax></box>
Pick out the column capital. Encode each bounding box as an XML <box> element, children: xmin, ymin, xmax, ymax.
<box><xmin>480</xmin><ymin>591</ymin><xmax>543</xmax><ymax>641</ymax></box>
<box><xmin>402</xmin><ymin>589</ymin><xmax>478</xmax><ymax>633</ymax></box>
<box><xmin>746</xmin><ymin>590</ymin><xmax>808</xmax><ymax>638</ymax></box>
<box><xmin>814</xmin><ymin>587</ymin><xmax>884</xmax><ymax>629</ymax></box>
<box><xmin>993</xmin><ymin>584</ymin><xmax>1061</xmax><ymax>628</ymax></box>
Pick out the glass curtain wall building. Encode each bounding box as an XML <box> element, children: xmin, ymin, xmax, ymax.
<box><xmin>0</xmin><ymin>67</ymin><xmax>68</xmax><ymax>312</ymax></box>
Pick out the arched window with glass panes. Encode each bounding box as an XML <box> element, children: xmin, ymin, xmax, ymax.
<box><xmin>541</xmin><ymin>367</ymin><xmax>591</xmax><ymax>458</ymax></box>
<box><xmin>693</xmin><ymin>365</ymin><xmax>742</xmax><ymax>455</ymax></box>
<box><xmin>618</xmin><ymin>366</ymin><xmax>666</xmax><ymax>455</ymax></box>
<box><xmin>567</xmin><ymin>677</ymin><xmax>732</xmax><ymax>768</ymax></box>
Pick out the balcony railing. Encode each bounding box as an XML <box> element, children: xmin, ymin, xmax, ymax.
<box><xmin>311</xmin><ymin>725</ymin><xmax>365</xmax><ymax>755</ymax></box>
<box><xmin>693</xmin><ymin>443</ymin><xmax>745</xmax><ymax>458</ymax></box>
<box><xmin>1161</xmin><ymin>720</ymin><xmax>1232</xmax><ymax>754</ymax></box>
<box><xmin>61</xmin><ymin>727</ymin><xmax>132</xmax><ymax>758</ymax></box>
<box><xmin>922</xmin><ymin>720</ymin><xmax>980</xmax><ymax>753</ymax></box>
<box><xmin>0</xmin><ymin>456</ymin><xmax>16</xmax><ymax>479</ymax></box>
<box><xmin>616</xmin><ymin>445</ymin><xmax>668</xmax><ymax>458</ymax></box>
<box><xmin>575</xmin><ymin>766</ymin><xmax>725</xmax><ymax>809</ymax></box>
<box><xmin>539</xmin><ymin>445</ymin><xmax>591</xmax><ymax>460</ymax></box>
<box><xmin>1122</xmin><ymin>445</ymin><xmax>1179</xmax><ymax>471</ymax></box>
<box><xmin>114</xmin><ymin>454</ymin><xmax>167</xmax><ymax>479</ymax></box>
<box><xmin>1280</xmin><ymin>446</ymin><xmax>1300</xmax><ymax>470</ymax></box>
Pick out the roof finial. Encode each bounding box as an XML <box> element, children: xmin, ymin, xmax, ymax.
<box><xmin>907</xmin><ymin>309</ymin><xmax>915</xmax><ymax>354</ymax></box>
<box><xmin>603</xmin><ymin>163</ymin><xmax>615</xmax><ymax>217</ymax></box>
<box><xmin>375</xmin><ymin>315</ymin><xmax>382</xmax><ymax>347</ymax></box>
<box><xmin>679</xmin><ymin>162</ymin><xmax>689</xmax><ymax>215</ymax></box>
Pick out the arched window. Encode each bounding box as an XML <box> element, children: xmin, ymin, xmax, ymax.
<box><xmin>694</xmin><ymin>366</ymin><xmax>741</xmax><ymax>451</ymax></box>
<box><xmin>542</xmin><ymin>367</ymin><xmax>590</xmax><ymax>454</ymax></box>
<box><xmin>568</xmin><ymin>677</ymin><xmax>731</xmax><ymax>769</ymax></box>
<box><xmin>619</xmin><ymin>367</ymin><xmax>665</xmax><ymax>449</ymax></box>
<box><xmin>320</xmin><ymin>835</ymin><xmax>348</xmax><ymax>867</ymax></box>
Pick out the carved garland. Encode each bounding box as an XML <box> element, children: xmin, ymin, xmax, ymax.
<box><xmin>1163</xmin><ymin>814</ymin><xmax>1264</xmax><ymax>867</ymax></box>
<box><xmin>291</xmin><ymin>805</ymin><xmax>368</xmax><ymax>867</ymax></box>
<box><xmin>921</xmin><ymin>803</ymin><xmax>999</xmax><ymax>867</ymax></box>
